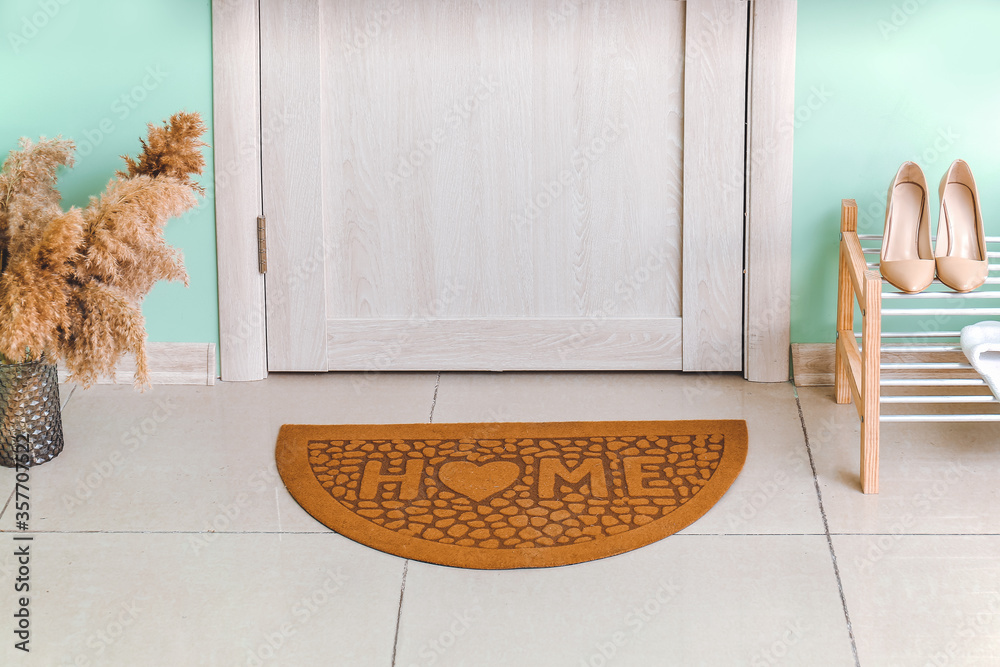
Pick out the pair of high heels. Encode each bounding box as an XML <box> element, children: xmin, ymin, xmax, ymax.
<box><xmin>880</xmin><ymin>159</ymin><xmax>988</xmax><ymax>293</ymax></box>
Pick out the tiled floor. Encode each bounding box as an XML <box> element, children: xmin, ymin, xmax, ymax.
<box><xmin>1</xmin><ymin>372</ymin><xmax>999</xmax><ymax>666</ymax></box>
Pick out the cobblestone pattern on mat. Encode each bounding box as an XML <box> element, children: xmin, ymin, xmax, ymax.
<box><xmin>307</xmin><ymin>434</ymin><xmax>725</xmax><ymax>550</ymax></box>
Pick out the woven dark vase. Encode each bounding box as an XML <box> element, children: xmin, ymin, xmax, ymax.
<box><xmin>0</xmin><ymin>359</ymin><xmax>64</xmax><ymax>468</ymax></box>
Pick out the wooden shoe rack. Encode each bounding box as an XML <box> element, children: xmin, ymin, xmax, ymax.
<box><xmin>835</xmin><ymin>198</ymin><xmax>1000</xmax><ymax>493</ymax></box>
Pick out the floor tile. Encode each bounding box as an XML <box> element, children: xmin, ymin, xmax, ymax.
<box><xmin>798</xmin><ymin>386</ymin><xmax>1000</xmax><ymax>534</ymax></box>
<box><xmin>9</xmin><ymin>371</ymin><xmax>997</xmax><ymax>667</ymax></box>
<box><xmin>432</xmin><ymin>372</ymin><xmax>824</xmax><ymax>535</ymax></box>
<box><xmin>834</xmin><ymin>535</ymin><xmax>1000</xmax><ymax>667</ymax></box>
<box><xmin>0</xmin><ymin>373</ymin><xmax>438</xmax><ymax>533</ymax></box>
<box><xmin>394</xmin><ymin>535</ymin><xmax>856</xmax><ymax>667</ymax></box>
<box><xmin>0</xmin><ymin>532</ymin><xmax>405</xmax><ymax>666</ymax></box>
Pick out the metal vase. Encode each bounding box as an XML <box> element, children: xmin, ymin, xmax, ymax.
<box><xmin>0</xmin><ymin>359</ymin><xmax>64</xmax><ymax>468</ymax></box>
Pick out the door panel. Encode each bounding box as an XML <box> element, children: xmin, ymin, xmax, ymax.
<box><xmin>683</xmin><ymin>0</ymin><xmax>749</xmax><ymax>371</ymax></box>
<box><xmin>327</xmin><ymin>318</ymin><xmax>682</xmax><ymax>371</ymax></box>
<box><xmin>260</xmin><ymin>0</ymin><xmax>327</xmax><ymax>371</ymax></box>
<box><xmin>261</xmin><ymin>0</ymin><xmax>748</xmax><ymax>372</ymax></box>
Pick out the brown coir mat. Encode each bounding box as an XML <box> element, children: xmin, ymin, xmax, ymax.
<box><xmin>276</xmin><ymin>420</ymin><xmax>747</xmax><ymax>569</ymax></box>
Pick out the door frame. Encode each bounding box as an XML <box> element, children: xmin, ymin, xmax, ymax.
<box><xmin>211</xmin><ymin>0</ymin><xmax>796</xmax><ymax>382</ymax></box>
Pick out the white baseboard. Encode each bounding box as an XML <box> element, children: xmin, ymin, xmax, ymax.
<box><xmin>58</xmin><ymin>342</ymin><xmax>216</xmax><ymax>386</ymax></box>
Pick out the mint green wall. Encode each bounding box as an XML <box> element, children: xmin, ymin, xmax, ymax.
<box><xmin>0</xmin><ymin>0</ymin><xmax>217</xmax><ymax>351</ymax></box>
<box><xmin>792</xmin><ymin>0</ymin><xmax>1000</xmax><ymax>342</ymax></box>
<box><xmin>9</xmin><ymin>1</ymin><xmax>995</xmax><ymax>354</ymax></box>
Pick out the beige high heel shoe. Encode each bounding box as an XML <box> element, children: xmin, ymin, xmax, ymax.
<box><xmin>935</xmin><ymin>159</ymin><xmax>988</xmax><ymax>292</ymax></box>
<box><xmin>880</xmin><ymin>162</ymin><xmax>935</xmax><ymax>293</ymax></box>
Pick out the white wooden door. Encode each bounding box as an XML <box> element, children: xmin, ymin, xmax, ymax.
<box><xmin>260</xmin><ymin>0</ymin><xmax>748</xmax><ymax>372</ymax></box>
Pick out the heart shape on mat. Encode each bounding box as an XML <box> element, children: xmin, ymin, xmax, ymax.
<box><xmin>438</xmin><ymin>461</ymin><xmax>520</xmax><ymax>502</ymax></box>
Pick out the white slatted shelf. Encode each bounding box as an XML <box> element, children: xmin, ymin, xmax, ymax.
<box><xmin>881</xmin><ymin>414</ymin><xmax>1000</xmax><ymax>423</ymax></box>
<box><xmin>851</xmin><ymin>232</ymin><xmax>1000</xmax><ymax>425</ymax></box>
<box><xmin>881</xmin><ymin>395</ymin><xmax>997</xmax><ymax>404</ymax></box>
<box><xmin>836</xmin><ymin>205</ymin><xmax>1000</xmax><ymax>493</ymax></box>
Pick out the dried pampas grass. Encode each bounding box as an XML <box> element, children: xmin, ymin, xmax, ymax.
<box><xmin>0</xmin><ymin>137</ymin><xmax>75</xmax><ymax>264</ymax></box>
<box><xmin>0</xmin><ymin>112</ymin><xmax>207</xmax><ymax>388</ymax></box>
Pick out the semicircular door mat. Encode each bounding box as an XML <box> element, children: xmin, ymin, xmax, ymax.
<box><xmin>276</xmin><ymin>420</ymin><xmax>747</xmax><ymax>569</ymax></box>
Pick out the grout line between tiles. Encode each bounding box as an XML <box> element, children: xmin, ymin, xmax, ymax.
<box><xmin>60</xmin><ymin>383</ymin><xmax>77</xmax><ymax>411</ymax></box>
<box><xmin>0</xmin><ymin>530</ymin><xmax>389</xmax><ymax>536</ymax></box>
<box><xmin>390</xmin><ymin>560</ymin><xmax>409</xmax><ymax>667</ymax></box>
<box><xmin>15</xmin><ymin>527</ymin><xmax>996</xmax><ymax>538</ymax></box>
<box><xmin>428</xmin><ymin>372</ymin><xmax>441</xmax><ymax>423</ymax></box>
<box><xmin>676</xmin><ymin>532</ymin><xmax>827</xmax><ymax>537</ymax></box>
<box><xmin>0</xmin><ymin>530</ymin><xmax>845</xmax><ymax>536</ymax></box>
<box><xmin>0</xmin><ymin>489</ymin><xmax>13</xmax><ymax>521</ymax></box>
<box><xmin>795</xmin><ymin>391</ymin><xmax>862</xmax><ymax>667</ymax></box>
<box><xmin>828</xmin><ymin>533</ymin><xmax>1000</xmax><ymax>537</ymax></box>
<box><xmin>274</xmin><ymin>487</ymin><xmax>283</xmax><ymax>541</ymax></box>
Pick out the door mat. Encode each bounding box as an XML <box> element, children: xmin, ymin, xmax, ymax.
<box><xmin>276</xmin><ymin>420</ymin><xmax>747</xmax><ymax>569</ymax></box>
